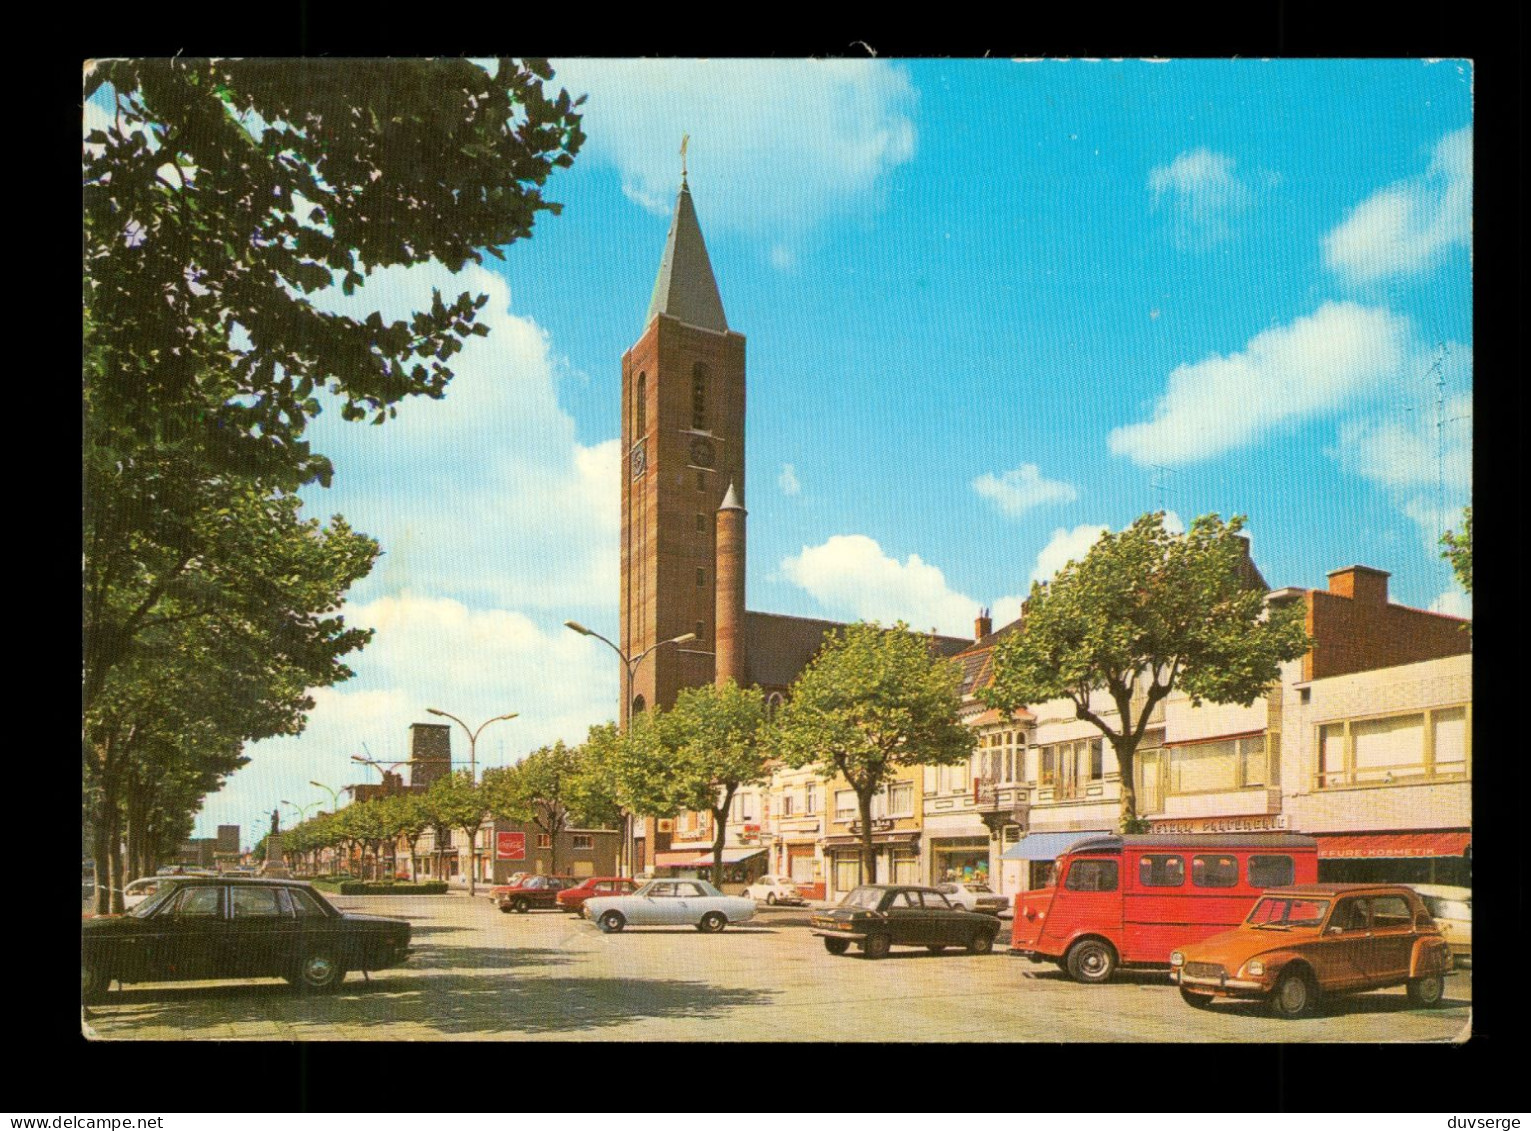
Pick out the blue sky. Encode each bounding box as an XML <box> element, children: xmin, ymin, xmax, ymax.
<box><xmin>139</xmin><ymin>58</ymin><xmax>1472</xmax><ymax>841</ymax></box>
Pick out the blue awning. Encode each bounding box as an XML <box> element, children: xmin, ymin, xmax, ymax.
<box><xmin>1001</xmin><ymin>830</ymin><xmax>1112</xmax><ymax>861</ymax></box>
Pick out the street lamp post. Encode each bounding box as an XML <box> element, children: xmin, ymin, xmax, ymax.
<box><xmin>424</xmin><ymin>709</ymin><xmax>518</xmax><ymax>889</ymax></box>
<box><xmin>562</xmin><ymin>621</ymin><xmax>697</xmax><ymax>875</ymax></box>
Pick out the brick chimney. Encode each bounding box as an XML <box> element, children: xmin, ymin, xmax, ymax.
<box><xmin>974</xmin><ymin>608</ymin><xmax>993</xmax><ymax>642</ymax></box>
<box><xmin>1327</xmin><ymin>565</ymin><xmax>1390</xmax><ymax>606</ymax></box>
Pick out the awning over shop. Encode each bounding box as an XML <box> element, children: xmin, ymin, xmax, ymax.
<box><xmin>653</xmin><ymin>847</ymin><xmax>766</xmax><ymax>868</ymax></box>
<box><xmin>822</xmin><ymin>831</ymin><xmax>921</xmax><ymax>847</ymax></box>
<box><xmin>1315</xmin><ymin>831</ymin><xmax>1471</xmax><ymax>859</ymax></box>
<box><xmin>1001</xmin><ymin>830</ymin><xmax>1112</xmax><ymax>861</ymax></box>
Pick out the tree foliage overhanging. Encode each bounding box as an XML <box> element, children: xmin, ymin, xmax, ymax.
<box><xmin>981</xmin><ymin>512</ymin><xmax>1310</xmax><ymax>828</ymax></box>
<box><xmin>82</xmin><ymin>58</ymin><xmax>586</xmax><ymax>909</ymax></box>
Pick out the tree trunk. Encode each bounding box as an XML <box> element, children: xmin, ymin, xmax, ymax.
<box><xmin>465</xmin><ymin>827</ymin><xmax>478</xmax><ymax>896</ymax></box>
<box><xmin>710</xmin><ymin>788</ymin><xmax>735</xmax><ymax>892</ymax></box>
<box><xmin>1112</xmin><ymin>738</ymin><xmax>1140</xmax><ymax>832</ymax></box>
<box><xmin>857</xmin><ymin>788</ymin><xmax>878</xmax><ymax>885</ymax></box>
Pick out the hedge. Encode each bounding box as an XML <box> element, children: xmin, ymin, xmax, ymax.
<box><xmin>329</xmin><ymin>880</ymin><xmax>449</xmax><ymax>895</ymax></box>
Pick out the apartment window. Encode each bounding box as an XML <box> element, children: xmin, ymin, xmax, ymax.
<box><xmin>781</xmin><ymin>793</ymin><xmax>795</xmax><ymax>817</ymax></box>
<box><xmin>834</xmin><ymin>790</ymin><xmax>857</xmax><ymax>821</ymax></box>
<box><xmin>1041</xmin><ymin>738</ymin><xmax>1104</xmax><ymax>798</ymax></box>
<box><xmin>692</xmin><ymin>362</ymin><xmax>709</xmax><ymax>430</ymax></box>
<box><xmin>536</xmin><ymin>834</ymin><xmax>552</xmax><ymax>849</ymax></box>
<box><xmin>735</xmin><ymin>793</ymin><xmax>755</xmax><ymax>821</ymax></box>
<box><xmin>804</xmin><ymin>782</ymin><xmax>819</xmax><ymax>814</ymax></box>
<box><xmin>696</xmin><ymin>471</ymin><xmax>706</xmax><ymax>491</ymax></box>
<box><xmin>1166</xmin><ymin>735</ymin><xmax>1265</xmax><ymax>794</ymax></box>
<box><xmin>888</xmin><ymin>781</ymin><xmax>914</xmax><ymax>817</ymax></box>
<box><xmin>1316</xmin><ymin>705</ymin><xmax>1469</xmax><ymax>788</ymax></box>
<box><xmin>572</xmin><ymin>834</ymin><xmax>593</xmax><ymax>851</ymax></box>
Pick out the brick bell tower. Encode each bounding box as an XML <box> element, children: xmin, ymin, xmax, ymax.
<box><xmin>620</xmin><ymin>172</ymin><xmax>746</xmax><ymax>725</ymax></box>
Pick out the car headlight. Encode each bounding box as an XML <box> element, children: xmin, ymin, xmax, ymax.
<box><xmin>1168</xmin><ymin>950</ymin><xmax>1185</xmax><ymax>968</ymax></box>
<box><xmin>1244</xmin><ymin>959</ymin><xmax>1265</xmax><ymax>977</ymax></box>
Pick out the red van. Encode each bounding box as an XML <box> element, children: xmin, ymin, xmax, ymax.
<box><xmin>1010</xmin><ymin>833</ymin><xmax>1318</xmax><ymax>983</ymax></box>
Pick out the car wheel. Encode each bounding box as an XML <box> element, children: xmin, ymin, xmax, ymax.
<box><xmin>823</xmin><ymin>937</ymin><xmax>850</xmax><ymax>955</ymax></box>
<box><xmin>968</xmin><ymin>930</ymin><xmax>996</xmax><ymax>955</ymax></box>
<box><xmin>82</xmin><ymin>960</ymin><xmax>109</xmax><ymax>1003</ymax></box>
<box><xmin>1268</xmin><ymin>968</ymin><xmax>1319</xmax><ymax>1019</ymax></box>
<box><xmin>766</xmin><ymin>893</ymin><xmax>777</xmax><ymax>906</ymax></box>
<box><xmin>1065</xmin><ymin>938</ymin><xmax>1117</xmax><ymax>984</ymax></box>
<box><xmin>512</xmin><ymin>897</ymin><xmax>530</xmax><ymax>914</ymax></box>
<box><xmin>498</xmin><ymin>904</ymin><xmax>512</xmax><ymax>914</ymax></box>
<box><xmin>291</xmin><ymin>952</ymin><xmax>347</xmax><ymax>993</ymax></box>
<box><xmin>863</xmin><ymin>933</ymin><xmax>891</xmax><ymax>960</ymax></box>
<box><xmin>1179</xmin><ymin>986</ymin><xmax>1214</xmax><ymax>1009</ymax></box>
<box><xmin>698</xmin><ymin>911</ymin><xmax>727</xmax><ymax>933</ymax></box>
<box><xmin>1406</xmin><ymin>973</ymin><xmax>1446</xmax><ymax>1007</ymax></box>
<box><xmin>598</xmin><ymin>911</ymin><xmax>626</xmax><ymax>934</ymax></box>
<box><xmin>926</xmin><ymin>944</ymin><xmax>947</xmax><ymax>953</ymax></box>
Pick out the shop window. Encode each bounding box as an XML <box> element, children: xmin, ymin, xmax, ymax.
<box><xmin>1064</xmin><ymin>859</ymin><xmax>1118</xmax><ymax>893</ymax></box>
<box><xmin>1138</xmin><ymin>854</ymin><xmax>1185</xmax><ymax>887</ymax></box>
<box><xmin>1192</xmin><ymin>854</ymin><xmax>1238</xmax><ymax>888</ymax></box>
<box><xmin>572</xmin><ymin>834</ymin><xmax>593</xmax><ymax>851</ymax></box>
<box><xmin>1248</xmin><ymin>855</ymin><xmax>1295</xmax><ymax>887</ymax></box>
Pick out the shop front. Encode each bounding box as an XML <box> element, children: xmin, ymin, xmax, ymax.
<box><xmin>653</xmin><ymin>846</ymin><xmax>769</xmax><ymax>892</ymax></box>
<box><xmin>929</xmin><ymin>835</ymin><xmax>993</xmax><ymax>885</ymax></box>
<box><xmin>999</xmin><ymin>829</ymin><xmax>1113</xmax><ymax>892</ymax></box>
<box><xmin>822</xmin><ymin>832</ymin><xmax>921</xmax><ymax>900</ymax></box>
<box><xmin>1314</xmin><ymin>829</ymin><xmax>1471</xmax><ymax>886</ymax></box>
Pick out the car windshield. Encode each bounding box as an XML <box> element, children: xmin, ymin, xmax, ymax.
<box><xmin>129</xmin><ymin>885</ymin><xmax>185</xmax><ymax>918</ymax></box>
<box><xmin>1246</xmin><ymin>896</ymin><xmax>1329</xmax><ymax>928</ymax></box>
<box><xmin>1423</xmin><ymin>895</ymin><xmax>1470</xmax><ymax>920</ymax></box>
<box><xmin>840</xmin><ymin>887</ymin><xmax>886</xmax><ymax>911</ymax></box>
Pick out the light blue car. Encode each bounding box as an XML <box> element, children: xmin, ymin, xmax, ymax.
<box><xmin>584</xmin><ymin>878</ymin><xmax>757</xmax><ymax>934</ymax></box>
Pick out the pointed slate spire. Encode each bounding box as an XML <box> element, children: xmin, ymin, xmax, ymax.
<box><xmin>718</xmin><ymin>480</ymin><xmax>744</xmax><ymax>512</ymax></box>
<box><xmin>645</xmin><ymin>179</ymin><xmax>728</xmax><ymax>333</ymax></box>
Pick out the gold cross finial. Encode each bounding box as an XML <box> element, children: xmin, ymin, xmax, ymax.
<box><xmin>680</xmin><ymin>134</ymin><xmax>689</xmax><ymax>184</ymax></box>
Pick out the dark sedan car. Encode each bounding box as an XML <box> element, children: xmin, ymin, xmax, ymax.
<box><xmin>810</xmin><ymin>884</ymin><xmax>1001</xmax><ymax>959</ymax></box>
<box><xmin>81</xmin><ymin>877</ymin><xmax>411</xmax><ymax>1001</ymax></box>
<box><xmin>495</xmin><ymin>874</ymin><xmax>579</xmax><ymax>913</ymax></box>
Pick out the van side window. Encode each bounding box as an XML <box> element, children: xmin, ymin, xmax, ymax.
<box><xmin>1247</xmin><ymin>854</ymin><xmax>1295</xmax><ymax>887</ymax></box>
<box><xmin>1138</xmin><ymin>854</ymin><xmax>1185</xmax><ymax>887</ymax></box>
<box><xmin>1191</xmin><ymin>854</ymin><xmax>1238</xmax><ymax>888</ymax></box>
<box><xmin>1064</xmin><ymin>859</ymin><xmax>1119</xmax><ymax>892</ymax></box>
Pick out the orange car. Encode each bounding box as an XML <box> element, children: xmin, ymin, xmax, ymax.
<box><xmin>1169</xmin><ymin>883</ymin><xmax>1454</xmax><ymax>1018</ymax></box>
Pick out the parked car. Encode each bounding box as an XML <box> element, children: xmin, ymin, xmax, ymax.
<box><xmin>488</xmin><ymin>872</ymin><xmax>531</xmax><ymax>898</ymax></box>
<box><xmin>1409</xmin><ymin>884</ymin><xmax>1471</xmax><ymax>963</ymax></box>
<box><xmin>935</xmin><ymin>881</ymin><xmax>1008</xmax><ymax>915</ymax></box>
<box><xmin>81</xmin><ymin>877</ymin><xmax>411</xmax><ymax>1002</ymax></box>
<box><xmin>583</xmin><ymin>879</ymin><xmax>756</xmax><ymax>933</ymax></box>
<box><xmin>495</xmin><ymin>875</ymin><xmax>579</xmax><ymax>913</ymax></box>
<box><xmin>811</xmin><ymin>884</ymin><xmax>1001</xmax><ymax>959</ymax></box>
<box><xmin>741</xmin><ymin>875</ymin><xmax>806</xmax><ymax>906</ymax></box>
<box><xmin>121</xmin><ymin>876</ymin><xmax>193</xmax><ymax>909</ymax></box>
<box><xmin>1169</xmin><ymin>883</ymin><xmax>1454</xmax><ymax>1018</ymax></box>
<box><xmin>558</xmin><ymin>877</ymin><xmax>641</xmax><ymax>914</ymax></box>
<box><xmin>1011</xmin><ymin>833</ymin><xmax>1320</xmax><ymax>983</ymax></box>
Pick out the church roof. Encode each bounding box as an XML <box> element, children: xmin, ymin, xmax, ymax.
<box><xmin>743</xmin><ymin>611</ymin><xmax>972</xmax><ymax>691</ymax></box>
<box><xmin>645</xmin><ymin>180</ymin><xmax>729</xmax><ymax>333</ymax></box>
<box><xmin>719</xmin><ymin>481</ymin><xmax>744</xmax><ymax>511</ymax></box>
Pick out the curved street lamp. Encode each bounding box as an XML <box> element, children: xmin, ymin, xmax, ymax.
<box><xmin>423</xmin><ymin>709</ymin><xmax>518</xmax><ymax>785</ymax></box>
<box><xmin>562</xmin><ymin>621</ymin><xmax>697</xmax><ymax>874</ymax></box>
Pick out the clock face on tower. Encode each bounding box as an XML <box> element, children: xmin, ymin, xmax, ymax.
<box><xmin>689</xmin><ymin>437</ymin><xmax>715</xmax><ymax>468</ymax></box>
<box><xmin>631</xmin><ymin>441</ymin><xmax>647</xmax><ymax>479</ymax></box>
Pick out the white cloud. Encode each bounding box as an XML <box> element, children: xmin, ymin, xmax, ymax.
<box><xmin>1148</xmin><ymin>147</ymin><xmax>1250</xmax><ymax>247</ymax></box>
<box><xmin>1334</xmin><ymin>346</ymin><xmax>1471</xmax><ymax>550</ymax></box>
<box><xmin>1030</xmin><ymin>524</ymin><xmax>1110</xmax><ymax>586</ymax></box>
<box><xmin>972</xmin><ymin>463</ymin><xmax>1077</xmax><ymax>518</ymax></box>
<box><xmin>778</xmin><ymin>463</ymin><xmax>802</xmax><ymax>497</ymax></box>
<box><xmin>194</xmin><ymin>594</ymin><xmax>623</xmax><ymax>834</ymax></box>
<box><xmin>1108</xmin><ymin>302</ymin><xmax>1416</xmax><ymax>466</ymax></box>
<box><xmin>303</xmin><ymin>260</ymin><xmax>620</xmax><ymax>610</ymax></box>
<box><xmin>1429</xmin><ymin>589</ymin><xmax>1472</xmax><ymax>619</ymax></box>
<box><xmin>550</xmin><ymin>59</ymin><xmax>917</xmax><ymax>249</ymax></box>
<box><xmin>780</xmin><ymin>534</ymin><xmax>1017</xmax><ymax>638</ymax></box>
<box><xmin>1324</xmin><ymin>127</ymin><xmax>1472</xmax><ymax>284</ymax></box>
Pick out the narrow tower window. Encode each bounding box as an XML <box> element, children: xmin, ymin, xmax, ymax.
<box><xmin>696</xmin><ymin>567</ymin><xmax>706</xmax><ymax>588</ymax></box>
<box><xmin>695</xmin><ymin>513</ymin><xmax>706</xmax><ymax>533</ymax></box>
<box><xmin>692</xmin><ymin>362</ymin><xmax>708</xmax><ymax>430</ymax></box>
<box><xmin>636</xmin><ymin>372</ymin><xmax>647</xmax><ymax>437</ymax></box>
<box><xmin>695</xmin><ymin>620</ymin><xmax>705</xmax><ymax>642</ymax></box>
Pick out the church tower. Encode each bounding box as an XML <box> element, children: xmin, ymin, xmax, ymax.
<box><xmin>620</xmin><ymin>175</ymin><xmax>746</xmax><ymax>724</ymax></box>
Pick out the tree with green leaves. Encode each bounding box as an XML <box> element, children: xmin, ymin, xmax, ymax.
<box><xmin>483</xmin><ymin>735</ymin><xmax>622</xmax><ymax>877</ymax></box>
<box><xmin>1441</xmin><ymin>505</ymin><xmax>1472</xmax><ymax>595</ymax></box>
<box><xmin>422</xmin><ymin>770</ymin><xmax>488</xmax><ymax>895</ymax></box>
<box><xmin>611</xmin><ymin>682</ymin><xmax>774</xmax><ymax>888</ymax></box>
<box><xmin>982</xmin><ymin>512</ymin><xmax>1310</xmax><ymax>831</ymax></box>
<box><xmin>775</xmin><ymin>623</ymin><xmax>973</xmax><ymax>884</ymax></box>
